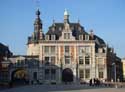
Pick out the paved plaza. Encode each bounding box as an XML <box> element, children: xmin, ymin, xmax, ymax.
<box><xmin>0</xmin><ymin>84</ymin><xmax>125</xmax><ymax>92</ymax></box>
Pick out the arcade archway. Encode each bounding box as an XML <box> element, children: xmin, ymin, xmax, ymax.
<box><xmin>11</xmin><ymin>69</ymin><xmax>29</xmax><ymax>85</ymax></box>
<box><xmin>62</xmin><ymin>68</ymin><xmax>73</xmax><ymax>82</ymax></box>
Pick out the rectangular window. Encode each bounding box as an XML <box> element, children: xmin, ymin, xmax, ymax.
<box><xmin>44</xmin><ymin>46</ymin><xmax>49</xmax><ymax>54</ymax></box>
<box><xmin>85</xmin><ymin>69</ymin><xmax>90</xmax><ymax>78</ymax></box>
<box><xmin>79</xmin><ymin>69</ymin><xmax>84</xmax><ymax>78</ymax></box>
<box><xmin>64</xmin><ymin>33</ymin><xmax>67</xmax><ymax>39</ymax></box>
<box><xmin>51</xmin><ymin>57</ymin><xmax>55</xmax><ymax>65</ymax></box>
<box><xmin>45</xmin><ymin>35</ymin><xmax>49</xmax><ymax>40</ymax></box>
<box><xmin>85</xmin><ymin>35</ymin><xmax>89</xmax><ymax>41</ymax></box>
<box><xmin>85</xmin><ymin>46</ymin><xmax>90</xmax><ymax>54</ymax></box>
<box><xmin>65</xmin><ymin>56</ymin><xmax>70</xmax><ymax>64</ymax></box>
<box><xmin>45</xmin><ymin>57</ymin><xmax>49</xmax><ymax>62</ymax></box>
<box><xmin>79</xmin><ymin>56</ymin><xmax>83</xmax><ymax>64</ymax></box>
<box><xmin>67</xmin><ymin>33</ymin><xmax>70</xmax><ymax>39</ymax></box>
<box><xmin>51</xmin><ymin>35</ymin><xmax>55</xmax><ymax>40</ymax></box>
<box><xmin>85</xmin><ymin>56</ymin><xmax>90</xmax><ymax>65</ymax></box>
<box><xmin>79</xmin><ymin>46</ymin><xmax>84</xmax><ymax>55</ymax></box>
<box><xmin>99</xmin><ymin>71</ymin><xmax>103</xmax><ymax>78</ymax></box>
<box><xmin>64</xmin><ymin>33</ymin><xmax>70</xmax><ymax>39</ymax></box>
<box><xmin>79</xmin><ymin>35</ymin><xmax>83</xmax><ymax>40</ymax></box>
<box><xmin>51</xmin><ymin>46</ymin><xmax>55</xmax><ymax>54</ymax></box>
<box><xmin>65</xmin><ymin>46</ymin><xmax>70</xmax><ymax>53</ymax></box>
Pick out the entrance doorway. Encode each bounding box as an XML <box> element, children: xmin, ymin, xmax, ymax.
<box><xmin>62</xmin><ymin>68</ymin><xmax>73</xmax><ymax>83</ymax></box>
<box><xmin>11</xmin><ymin>69</ymin><xmax>28</xmax><ymax>85</ymax></box>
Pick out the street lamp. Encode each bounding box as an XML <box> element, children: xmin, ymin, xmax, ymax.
<box><xmin>112</xmin><ymin>63</ymin><xmax>117</xmax><ymax>88</ymax></box>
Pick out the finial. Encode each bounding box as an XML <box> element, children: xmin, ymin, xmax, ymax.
<box><xmin>64</xmin><ymin>9</ymin><xmax>69</xmax><ymax>16</ymax></box>
<box><xmin>36</xmin><ymin>9</ymin><xmax>40</xmax><ymax>16</ymax></box>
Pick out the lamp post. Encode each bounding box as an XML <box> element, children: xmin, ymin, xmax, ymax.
<box><xmin>112</xmin><ymin>63</ymin><xmax>117</xmax><ymax>88</ymax></box>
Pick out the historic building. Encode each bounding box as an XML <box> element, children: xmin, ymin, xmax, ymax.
<box><xmin>25</xmin><ymin>9</ymin><xmax>123</xmax><ymax>84</ymax></box>
<box><xmin>5</xmin><ymin>9</ymin><xmax>122</xmax><ymax>85</ymax></box>
<box><xmin>0</xmin><ymin>43</ymin><xmax>12</xmax><ymax>85</ymax></box>
<box><xmin>122</xmin><ymin>58</ymin><xmax>125</xmax><ymax>81</ymax></box>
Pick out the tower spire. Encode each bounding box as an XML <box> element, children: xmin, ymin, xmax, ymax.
<box><xmin>34</xmin><ymin>9</ymin><xmax>42</xmax><ymax>31</ymax></box>
<box><xmin>64</xmin><ymin>9</ymin><xmax>69</xmax><ymax>23</ymax></box>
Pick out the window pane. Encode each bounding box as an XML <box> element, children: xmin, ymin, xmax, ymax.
<box><xmin>79</xmin><ymin>56</ymin><xmax>83</xmax><ymax>64</ymax></box>
<box><xmin>51</xmin><ymin>46</ymin><xmax>55</xmax><ymax>54</ymax></box>
<box><xmin>65</xmin><ymin>56</ymin><xmax>70</xmax><ymax>64</ymax></box>
<box><xmin>79</xmin><ymin>35</ymin><xmax>83</xmax><ymax>40</ymax></box>
<box><xmin>79</xmin><ymin>69</ymin><xmax>84</xmax><ymax>78</ymax></box>
<box><xmin>44</xmin><ymin>46</ymin><xmax>49</xmax><ymax>54</ymax></box>
<box><xmin>65</xmin><ymin>46</ymin><xmax>69</xmax><ymax>53</ymax></box>
<box><xmin>85</xmin><ymin>56</ymin><xmax>90</xmax><ymax>65</ymax></box>
<box><xmin>45</xmin><ymin>57</ymin><xmax>49</xmax><ymax>62</ymax></box>
<box><xmin>85</xmin><ymin>46</ymin><xmax>90</xmax><ymax>54</ymax></box>
<box><xmin>51</xmin><ymin>57</ymin><xmax>55</xmax><ymax>64</ymax></box>
<box><xmin>51</xmin><ymin>35</ymin><xmax>55</xmax><ymax>40</ymax></box>
<box><xmin>68</xmin><ymin>33</ymin><xmax>70</xmax><ymax>39</ymax></box>
<box><xmin>64</xmin><ymin>33</ymin><xmax>66</xmax><ymax>39</ymax></box>
<box><xmin>85</xmin><ymin>69</ymin><xmax>90</xmax><ymax>78</ymax></box>
<box><xmin>99</xmin><ymin>71</ymin><xmax>103</xmax><ymax>78</ymax></box>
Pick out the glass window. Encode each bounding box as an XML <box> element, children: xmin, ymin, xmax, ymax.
<box><xmin>85</xmin><ymin>69</ymin><xmax>90</xmax><ymax>78</ymax></box>
<box><xmin>51</xmin><ymin>46</ymin><xmax>55</xmax><ymax>54</ymax></box>
<box><xmin>79</xmin><ymin>35</ymin><xmax>83</xmax><ymax>40</ymax></box>
<box><xmin>64</xmin><ymin>33</ymin><xmax>67</xmax><ymax>39</ymax></box>
<box><xmin>45</xmin><ymin>35</ymin><xmax>49</xmax><ymax>40</ymax></box>
<box><xmin>51</xmin><ymin>35</ymin><xmax>55</xmax><ymax>40</ymax></box>
<box><xmin>45</xmin><ymin>57</ymin><xmax>49</xmax><ymax>62</ymax></box>
<box><xmin>99</xmin><ymin>71</ymin><xmax>103</xmax><ymax>78</ymax></box>
<box><xmin>51</xmin><ymin>57</ymin><xmax>55</xmax><ymax>65</ymax></box>
<box><xmin>65</xmin><ymin>56</ymin><xmax>70</xmax><ymax>64</ymax></box>
<box><xmin>67</xmin><ymin>33</ymin><xmax>70</xmax><ymax>39</ymax></box>
<box><xmin>85</xmin><ymin>56</ymin><xmax>90</xmax><ymax>65</ymax></box>
<box><xmin>85</xmin><ymin>46</ymin><xmax>90</xmax><ymax>54</ymax></box>
<box><xmin>79</xmin><ymin>69</ymin><xmax>84</xmax><ymax>78</ymax></box>
<box><xmin>79</xmin><ymin>56</ymin><xmax>83</xmax><ymax>64</ymax></box>
<box><xmin>64</xmin><ymin>33</ymin><xmax>70</xmax><ymax>39</ymax></box>
<box><xmin>79</xmin><ymin>46</ymin><xmax>84</xmax><ymax>55</ymax></box>
<box><xmin>44</xmin><ymin>46</ymin><xmax>49</xmax><ymax>54</ymax></box>
<box><xmin>85</xmin><ymin>35</ymin><xmax>89</xmax><ymax>40</ymax></box>
<box><xmin>65</xmin><ymin>46</ymin><xmax>69</xmax><ymax>53</ymax></box>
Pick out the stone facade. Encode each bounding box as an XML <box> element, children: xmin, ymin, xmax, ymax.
<box><xmin>25</xmin><ymin>9</ymin><xmax>123</xmax><ymax>84</ymax></box>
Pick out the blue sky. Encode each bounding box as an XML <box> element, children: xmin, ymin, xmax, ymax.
<box><xmin>0</xmin><ymin>0</ymin><xmax>125</xmax><ymax>58</ymax></box>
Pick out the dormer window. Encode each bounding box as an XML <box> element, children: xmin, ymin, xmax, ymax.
<box><xmin>64</xmin><ymin>33</ymin><xmax>70</xmax><ymax>39</ymax></box>
<box><xmin>45</xmin><ymin>35</ymin><xmax>49</xmax><ymax>40</ymax></box>
<box><xmin>85</xmin><ymin>35</ymin><xmax>89</xmax><ymax>41</ymax></box>
<box><xmin>79</xmin><ymin>35</ymin><xmax>83</xmax><ymax>40</ymax></box>
<box><xmin>51</xmin><ymin>35</ymin><xmax>55</xmax><ymax>40</ymax></box>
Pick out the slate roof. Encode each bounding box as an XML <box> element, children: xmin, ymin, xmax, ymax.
<box><xmin>46</xmin><ymin>22</ymin><xmax>106</xmax><ymax>46</ymax></box>
<box><xmin>0</xmin><ymin>43</ymin><xmax>12</xmax><ymax>57</ymax></box>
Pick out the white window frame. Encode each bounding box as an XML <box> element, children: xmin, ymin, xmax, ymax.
<box><xmin>51</xmin><ymin>35</ymin><xmax>55</xmax><ymax>40</ymax></box>
<box><xmin>85</xmin><ymin>35</ymin><xmax>89</xmax><ymax>41</ymax></box>
<box><xmin>45</xmin><ymin>35</ymin><xmax>49</xmax><ymax>40</ymax></box>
